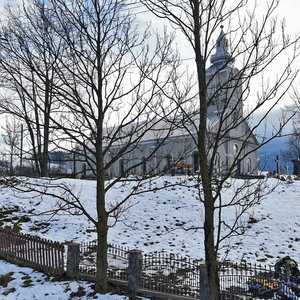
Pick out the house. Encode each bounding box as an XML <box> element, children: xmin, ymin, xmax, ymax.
<box><xmin>75</xmin><ymin>28</ymin><xmax>259</xmax><ymax>179</ymax></box>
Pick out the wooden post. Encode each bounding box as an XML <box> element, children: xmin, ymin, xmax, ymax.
<box><xmin>128</xmin><ymin>249</ymin><xmax>143</xmax><ymax>296</ymax></box>
<box><xmin>199</xmin><ymin>264</ymin><xmax>209</xmax><ymax>300</ymax></box>
<box><xmin>66</xmin><ymin>243</ymin><xmax>80</xmax><ymax>277</ymax></box>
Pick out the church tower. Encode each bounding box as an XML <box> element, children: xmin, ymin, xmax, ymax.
<box><xmin>206</xmin><ymin>26</ymin><xmax>243</xmax><ymax>119</ymax></box>
<box><xmin>205</xmin><ymin>27</ymin><xmax>259</xmax><ymax>176</ymax></box>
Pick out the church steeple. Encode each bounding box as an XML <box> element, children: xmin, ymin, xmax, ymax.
<box><xmin>206</xmin><ymin>25</ymin><xmax>242</xmax><ymax>118</ymax></box>
<box><xmin>210</xmin><ymin>26</ymin><xmax>233</xmax><ymax>66</ymax></box>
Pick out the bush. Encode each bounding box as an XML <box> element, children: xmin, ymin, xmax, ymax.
<box><xmin>0</xmin><ymin>272</ymin><xmax>15</xmax><ymax>287</ymax></box>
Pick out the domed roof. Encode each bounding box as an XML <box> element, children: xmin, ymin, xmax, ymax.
<box><xmin>206</xmin><ymin>27</ymin><xmax>236</xmax><ymax>75</ymax></box>
<box><xmin>210</xmin><ymin>26</ymin><xmax>233</xmax><ymax>66</ymax></box>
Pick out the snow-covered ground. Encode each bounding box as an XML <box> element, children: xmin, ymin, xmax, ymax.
<box><xmin>0</xmin><ymin>260</ymin><xmax>127</xmax><ymax>300</ymax></box>
<box><xmin>1</xmin><ymin>175</ymin><xmax>300</xmax><ymax>298</ymax></box>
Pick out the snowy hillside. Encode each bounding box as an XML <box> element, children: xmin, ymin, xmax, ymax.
<box><xmin>1</xmin><ymin>176</ymin><xmax>300</xmax><ymax>266</ymax></box>
<box><xmin>1</xmin><ymin>175</ymin><xmax>300</xmax><ymax>299</ymax></box>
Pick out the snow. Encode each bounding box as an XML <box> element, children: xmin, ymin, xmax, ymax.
<box><xmin>1</xmin><ymin>175</ymin><xmax>300</xmax><ymax>298</ymax></box>
<box><xmin>0</xmin><ymin>260</ymin><xmax>127</xmax><ymax>300</ymax></box>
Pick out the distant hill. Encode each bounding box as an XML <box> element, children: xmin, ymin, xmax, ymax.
<box><xmin>250</xmin><ymin>107</ymin><xmax>296</xmax><ymax>174</ymax></box>
<box><xmin>257</xmin><ymin>136</ymin><xmax>292</xmax><ymax>174</ymax></box>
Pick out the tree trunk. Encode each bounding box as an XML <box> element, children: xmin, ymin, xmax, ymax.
<box><xmin>40</xmin><ymin>157</ymin><xmax>48</xmax><ymax>177</ymax></box>
<box><xmin>192</xmin><ymin>1</ymin><xmax>220</xmax><ymax>298</ymax></box>
<box><xmin>41</xmin><ymin>73</ymin><xmax>52</xmax><ymax>177</ymax></box>
<box><xmin>9</xmin><ymin>151</ymin><xmax>13</xmax><ymax>176</ymax></box>
<box><xmin>95</xmin><ymin>111</ymin><xmax>108</xmax><ymax>291</ymax></box>
<box><xmin>204</xmin><ymin>190</ymin><xmax>220</xmax><ymax>299</ymax></box>
<box><xmin>95</xmin><ymin>198</ymin><xmax>108</xmax><ymax>293</ymax></box>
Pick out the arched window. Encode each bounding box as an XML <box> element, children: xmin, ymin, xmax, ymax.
<box><xmin>233</xmin><ymin>144</ymin><xmax>239</xmax><ymax>156</ymax></box>
<box><xmin>232</xmin><ymin>111</ymin><xmax>239</xmax><ymax>129</ymax></box>
<box><xmin>82</xmin><ymin>163</ymin><xmax>87</xmax><ymax>176</ymax></box>
<box><xmin>236</xmin><ymin>159</ymin><xmax>242</xmax><ymax>176</ymax></box>
<box><xmin>192</xmin><ymin>151</ymin><xmax>199</xmax><ymax>173</ymax></box>
<box><xmin>165</xmin><ymin>154</ymin><xmax>173</xmax><ymax>170</ymax></box>
<box><xmin>214</xmin><ymin>152</ymin><xmax>221</xmax><ymax>174</ymax></box>
<box><xmin>247</xmin><ymin>158</ymin><xmax>252</xmax><ymax>174</ymax></box>
<box><xmin>119</xmin><ymin>159</ymin><xmax>125</xmax><ymax>177</ymax></box>
<box><xmin>141</xmin><ymin>157</ymin><xmax>147</xmax><ymax>175</ymax></box>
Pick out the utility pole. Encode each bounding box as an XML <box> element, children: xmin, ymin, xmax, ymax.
<box><xmin>20</xmin><ymin>124</ymin><xmax>23</xmax><ymax>176</ymax></box>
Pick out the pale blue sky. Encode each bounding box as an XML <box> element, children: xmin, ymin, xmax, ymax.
<box><xmin>0</xmin><ymin>0</ymin><xmax>298</xmax><ymax>141</ymax></box>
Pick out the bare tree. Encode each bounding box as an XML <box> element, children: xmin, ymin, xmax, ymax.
<box><xmin>8</xmin><ymin>0</ymin><xmax>186</xmax><ymax>293</ymax></box>
<box><xmin>140</xmin><ymin>0</ymin><xmax>300</xmax><ymax>298</ymax></box>
<box><xmin>287</xmin><ymin>131</ymin><xmax>300</xmax><ymax>159</ymax></box>
<box><xmin>0</xmin><ymin>0</ymin><xmax>65</xmax><ymax>176</ymax></box>
<box><xmin>285</xmin><ymin>89</ymin><xmax>300</xmax><ymax>160</ymax></box>
<box><xmin>1</xmin><ymin>117</ymin><xmax>22</xmax><ymax>175</ymax></box>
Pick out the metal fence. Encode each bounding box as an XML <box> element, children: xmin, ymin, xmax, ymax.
<box><xmin>141</xmin><ymin>253</ymin><xmax>201</xmax><ymax>298</ymax></box>
<box><xmin>220</xmin><ymin>262</ymin><xmax>300</xmax><ymax>299</ymax></box>
<box><xmin>78</xmin><ymin>242</ymin><xmax>300</xmax><ymax>299</ymax></box>
<box><xmin>220</xmin><ymin>262</ymin><xmax>274</xmax><ymax>298</ymax></box>
<box><xmin>0</xmin><ymin>230</ymin><xmax>298</xmax><ymax>299</ymax></box>
<box><xmin>219</xmin><ymin>262</ymin><xmax>273</xmax><ymax>295</ymax></box>
<box><xmin>79</xmin><ymin>242</ymin><xmax>128</xmax><ymax>281</ymax></box>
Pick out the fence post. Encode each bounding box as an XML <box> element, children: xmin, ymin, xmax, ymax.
<box><xmin>199</xmin><ymin>264</ymin><xmax>209</xmax><ymax>300</ymax></box>
<box><xmin>128</xmin><ymin>249</ymin><xmax>143</xmax><ymax>296</ymax></box>
<box><xmin>66</xmin><ymin>242</ymin><xmax>80</xmax><ymax>277</ymax></box>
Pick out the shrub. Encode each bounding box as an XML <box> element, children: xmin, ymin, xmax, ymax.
<box><xmin>0</xmin><ymin>272</ymin><xmax>15</xmax><ymax>287</ymax></box>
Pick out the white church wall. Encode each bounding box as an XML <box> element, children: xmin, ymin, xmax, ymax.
<box><xmin>72</xmin><ymin>27</ymin><xmax>259</xmax><ymax>179</ymax></box>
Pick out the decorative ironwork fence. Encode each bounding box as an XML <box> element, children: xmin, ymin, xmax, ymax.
<box><xmin>77</xmin><ymin>243</ymin><xmax>299</xmax><ymax>299</ymax></box>
<box><xmin>1</xmin><ymin>225</ymin><xmax>300</xmax><ymax>300</ymax></box>
<box><xmin>0</xmin><ymin>230</ymin><xmax>297</xmax><ymax>300</ymax></box>
<box><xmin>220</xmin><ymin>262</ymin><xmax>300</xmax><ymax>299</ymax></box>
<box><xmin>219</xmin><ymin>261</ymin><xmax>274</xmax><ymax>296</ymax></box>
<box><xmin>78</xmin><ymin>242</ymin><xmax>128</xmax><ymax>281</ymax></box>
<box><xmin>141</xmin><ymin>253</ymin><xmax>201</xmax><ymax>298</ymax></box>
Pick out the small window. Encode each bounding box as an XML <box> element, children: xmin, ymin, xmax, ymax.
<box><xmin>247</xmin><ymin>158</ymin><xmax>252</xmax><ymax>174</ymax></box>
<box><xmin>192</xmin><ymin>151</ymin><xmax>199</xmax><ymax>173</ymax></box>
<box><xmin>166</xmin><ymin>154</ymin><xmax>173</xmax><ymax>169</ymax></box>
<box><xmin>141</xmin><ymin>157</ymin><xmax>147</xmax><ymax>175</ymax></box>
<box><xmin>82</xmin><ymin>163</ymin><xmax>87</xmax><ymax>176</ymax></box>
<box><xmin>214</xmin><ymin>152</ymin><xmax>221</xmax><ymax>174</ymax></box>
<box><xmin>119</xmin><ymin>159</ymin><xmax>125</xmax><ymax>177</ymax></box>
<box><xmin>233</xmin><ymin>144</ymin><xmax>239</xmax><ymax>154</ymax></box>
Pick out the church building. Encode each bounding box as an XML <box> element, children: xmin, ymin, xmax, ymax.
<box><xmin>76</xmin><ymin>28</ymin><xmax>259</xmax><ymax>179</ymax></box>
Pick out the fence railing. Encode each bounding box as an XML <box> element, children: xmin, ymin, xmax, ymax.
<box><xmin>77</xmin><ymin>243</ymin><xmax>300</xmax><ymax>299</ymax></box>
<box><xmin>78</xmin><ymin>242</ymin><xmax>129</xmax><ymax>281</ymax></box>
<box><xmin>141</xmin><ymin>253</ymin><xmax>201</xmax><ymax>298</ymax></box>
<box><xmin>78</xmin><ymin>244</ymin><xmax>202</xmax><ymax>297</ymax></box>
<box><xmin>219</xmin><ymin>261</ymin><xmax>274</xmax><ymax>296</ymax></box>
<box><xmin>0</xmin><ymin>231</ymin><xmax>298</xmax><ymax>299</ymax></box>
<box><xmin>0</xmin><ymin>227</ymin><xmax>64</xmax><ymax>276</ymax></box>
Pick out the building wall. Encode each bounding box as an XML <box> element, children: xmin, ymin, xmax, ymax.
<box><xmin>74</xmin><ymin>29</ymin><xmax>259</xmax><ymax>179</ymax></box>
<box><xmin>74</xmin><ymin>128</ymin><xmax>258</xmax><ymax>179</ymax></box>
